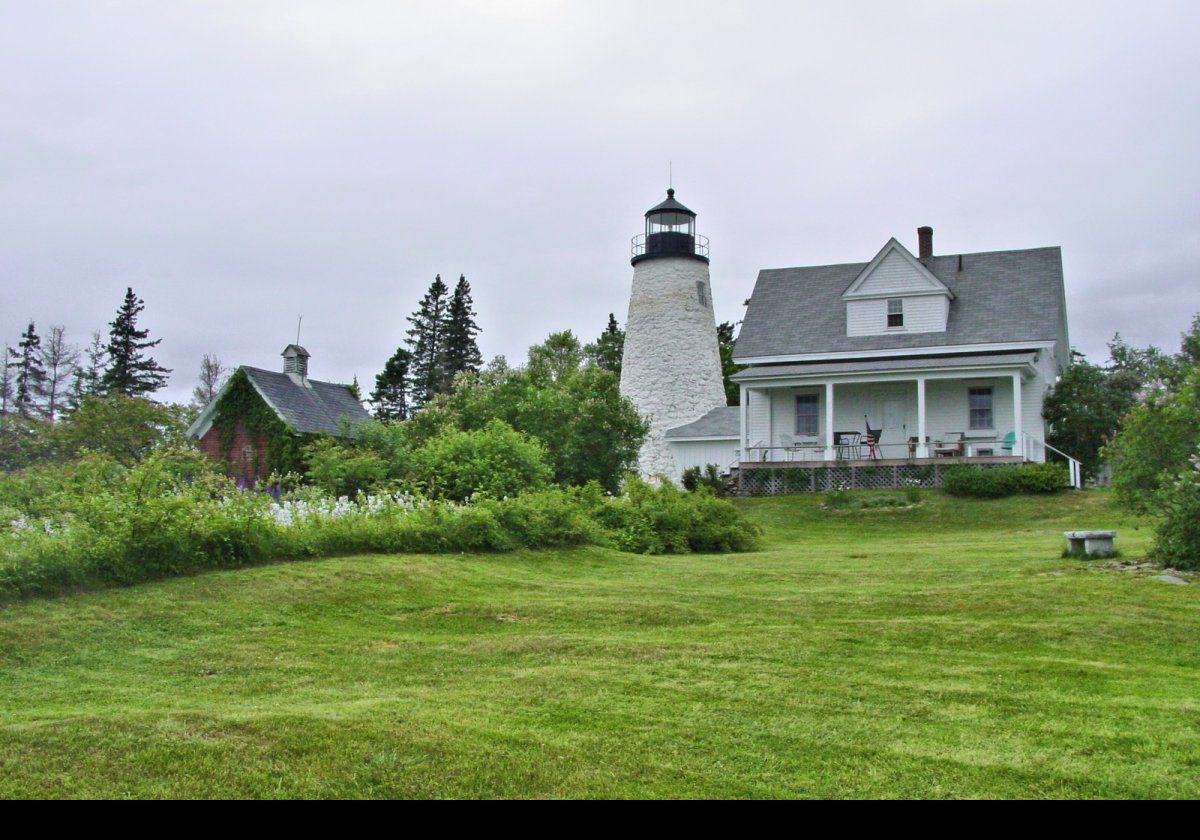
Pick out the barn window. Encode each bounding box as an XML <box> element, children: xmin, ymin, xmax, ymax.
<box><xmin>696</xmin><ymin>281</ymin><xmax>709</xmax><ymax>308</ymax></box>
<box><xmin>795</xmin><ymin>394</ymin><xmax>819</xmax><ymax>436</ymax></box>
<box><xmin>968</xmin><ymin>387</ymin><xmax>994</xmax><ymax>430</ymax></box>
<box><xmin>887</xmin><ymin>298</ymin><xmax>904</xmax><ymax>328</ymax></box>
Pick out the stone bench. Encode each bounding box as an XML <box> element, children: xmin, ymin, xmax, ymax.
<box><xmin>1064</xmin><ymin>530</ymin><xmax>1117</xmax><ymax>557</ymax></box>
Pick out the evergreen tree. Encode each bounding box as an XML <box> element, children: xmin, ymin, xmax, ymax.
<box><xmin>8</xmin><ymin>322</ymin><xmax>48</xmax><ymax>418</ymax></box>
<box><xmin>717</xmin><ymin>321</ymin><xmax>745</xmax><ymax>406</ymax></box>
<box><xmin>370</xmin><ymin>347</ymin><xmax>412</xmax><ymax>421</ymax></box>
<box><xmin>100</xmin><ymin>287</ymin><xmax>171</xmax><ymax>397</ymax></box>
<box><xmin>40</xmin><ymin>324</ymin><xmax>79</xmax><ymax>422</ymax></box>
<box><xmin>68</xmin><ymin>330</ymin><xmax>108</xmax><ymax>410</ymax></box>
<box><xmin>585</xmin><ymin>313</ymin><xmax>624</xmax><ymax>376</ymax></box>
<box><xmin>405</xmin><ymin>274</ymin><xmax>451</xmax><ymax>409</ymax></box>
<box><xmin>444</xmin><ymin>274</ymin><xmax>483</xmax><ymax>380</ymax></box>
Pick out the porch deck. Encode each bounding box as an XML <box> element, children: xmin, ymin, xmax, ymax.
<box><xmin>735</xmin><ymin>455</ymin><xmax>1024</xmax><ymax>495</ymax></box>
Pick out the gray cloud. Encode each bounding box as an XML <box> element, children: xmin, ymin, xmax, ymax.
<box><xmin>3</xmin><ymin>1</ymin><xmax>1198</xmax><ymax>402</ymax></box>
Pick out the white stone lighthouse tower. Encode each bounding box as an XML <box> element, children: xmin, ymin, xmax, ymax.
<box><xmin>620</xmin><ymin>189</ymin><xmax>727</xmax><ymax>479</ymax></box>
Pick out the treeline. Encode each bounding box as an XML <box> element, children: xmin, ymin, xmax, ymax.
<box><xmin>2</xmin><ymin>287</ymin><xmax>170</xmax><ymax>420</ymax></box>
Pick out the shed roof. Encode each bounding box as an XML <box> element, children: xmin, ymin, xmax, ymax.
<box><xmin>665</xmin><ymin>405</ymin><xmax>740</xmax><ymax>439</ymax></box>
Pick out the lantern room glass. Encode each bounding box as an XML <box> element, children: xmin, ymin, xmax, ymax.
<box><xmin>646</xmin><ymin>211</ymin><xmax>695</xmax><ymax>237</ymax></box>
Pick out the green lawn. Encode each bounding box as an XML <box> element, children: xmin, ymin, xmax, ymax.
<box><xmin>1</xmin><ymin>490</ymin><xmax>1197</xmax><ymax>799</ymax></box>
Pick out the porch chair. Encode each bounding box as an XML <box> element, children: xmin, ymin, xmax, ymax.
<box><xmin>777</xmin><ymin>433</ymin><xmax>798</xmax><ymax>462</ymax></box>
<box><xmin>863</xmin><ymin>415</ymin><xmax>882</xmax><ymax>460</ymax></box>
<box><xmin>932</xmin><ymin>432</ymin><xmax>964</xmax><ymax>458</ymax></box>
<box><xmin>1001</xmin><ymin>431</ymin><xmax>1017</xmax><ymax>455</ymax></box>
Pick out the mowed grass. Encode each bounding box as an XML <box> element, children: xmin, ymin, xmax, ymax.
<box><xmin>1</xmin><ymin>490</ymin><xmax>1197</xmax><ymax>799</ymax></box>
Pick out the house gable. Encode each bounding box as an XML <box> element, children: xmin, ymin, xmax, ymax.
<box><xmin>841</xmin><ymin>238</ymin><xmax>953</xmax><ymax>337</ymax></box>
<box><xmin>842</xmin><ymin>239</ymin><xmax>954</xmax><ymax>300</ymax></box>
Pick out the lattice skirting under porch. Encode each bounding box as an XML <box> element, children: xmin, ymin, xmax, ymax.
<box><xmin>736</xmin><ymin>462</ymin><xmax>1017</xmax><ymax>496</ymax></box>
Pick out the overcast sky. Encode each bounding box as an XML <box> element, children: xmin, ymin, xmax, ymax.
<box><xmin>3</xmin><ymin>1</ymin><xmax>1198</xmax><ymax>403</ymax></box>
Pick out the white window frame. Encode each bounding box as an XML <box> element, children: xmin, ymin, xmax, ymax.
<box><xmin>886</xmin><ymin>298</ymin><xmax>904</xmax><ymax>329</ymax></box>
<box><xmin>795</xmin><ymin>394</ymin><xmax>819</xmax><ymax>437</ymax></box>
<box><xmin>968</xmin><ymin>386</ymin><xmax>994</xmax><ymax>431</ymax></box>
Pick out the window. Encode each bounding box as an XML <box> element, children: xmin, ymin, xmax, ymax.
<box><xmin>696</xmin><ymin>281</ymin><xmax>709</xmax><ymax>308</ymax></box>
<box><xmin>795</xmin><ymin>394</ymin><xmax>819</xmax><ymax>437</ymax></box>
<box><xmin>887</xmin><ymin>298</ymin><xmax>904</xmax><ymax>328</ymax></box>
<box><xmin>968</xmin><ymin>387</ymin><xmax>994</xmax><ymax>430</ymax></box>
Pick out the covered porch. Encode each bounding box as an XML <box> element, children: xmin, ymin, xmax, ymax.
<box><xmin>732</xmin><ymin>352</ymin><xmax>1047</xmax><ymax>466</ymax></box>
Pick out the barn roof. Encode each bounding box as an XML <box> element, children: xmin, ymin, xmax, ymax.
<box><xmin>186</xmin><ymin>365</ymin><xmax>370</xmax><ymax>440</ymax></box>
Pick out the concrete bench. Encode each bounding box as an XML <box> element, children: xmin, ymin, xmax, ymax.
<box><xmin>1064</xmin><ymin>530</ymin><xmax>1117</xmax><ymax>557</ymax></box>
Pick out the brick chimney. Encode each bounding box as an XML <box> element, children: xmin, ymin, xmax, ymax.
<box><xmin>917</xmin><ymin>226</ymin><xmax>933</xmax><ymax>259</ymax></box>
<box><xmin>282</xmin><ymin>344</ymin><xmax>311</xmax><ymax>387</ymax></box>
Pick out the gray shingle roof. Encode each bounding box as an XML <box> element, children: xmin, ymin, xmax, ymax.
<box><xmin>242</xmin><ymin>366</ymin><xmax>370</xmax><ymax>435</ymax></box>
<box><xmin>665</xmin><ymin>406</ymin><xmax>740</xmax><ymax>439</ymax></box>
<box><xmin>733</xmin><ymin>246</ymin><xmax>1068</xmax><ymax>362</ymax></box>
<box><xmin>730</xmin><ymin>351</ymin><xmax>1039</xmax><ymax>382</ymax></box>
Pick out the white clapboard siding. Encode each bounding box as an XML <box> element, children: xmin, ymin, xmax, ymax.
<box><xmin>846</xmin><ymin>295</ymin><xmax>947</xmax><ymax>336</ymax></box>
<box><xmin>669</xmin><ymin>440</ymin><xmax>740</xmax><ymax>475</ymax></box>
<box><xmin>851</xmin><ymin>250</ymin><xmax>935</xmax><ymax>295</ymax></box>
<box><xmin>747</xmin><ymin>389</ymin><xmax>771</xmax><ymax>446</ymax></box>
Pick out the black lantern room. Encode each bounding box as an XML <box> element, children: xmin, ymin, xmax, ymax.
<box><xmin>631</xmin><ymin>188</ymin><xmax>710</xmax><ymax>266</ymax></box>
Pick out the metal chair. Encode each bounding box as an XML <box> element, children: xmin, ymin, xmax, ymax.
<box><xmin>834</xmin><ymin>431</ymin><xmax>862</xmax><ymax>460</ymax></box>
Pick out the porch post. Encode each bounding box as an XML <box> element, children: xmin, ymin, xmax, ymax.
<box><xmin>824</xmin><ymin>381</ymin><xmax>835</xmax><ymax>461</ymax></box>
<box><xmin>1012</xmin><ymin>373</ymin><xmax>1023</xmax><ymax>460</ymax></box>
<box><xmin>916</xmin><ymin>376</ymin><xmax>927</xmax><ymax>457</ymax></box>
<box><xmin>740</xmin><ymin>385</ymin><xmax>749</xmax><ymax>452</ymax></box>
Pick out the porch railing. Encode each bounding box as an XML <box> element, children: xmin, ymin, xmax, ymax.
<box><xmin>1023</xmin><ymin>432</ymin><xmax>1083</xmax><ymax>489</ymax></box>
<box><xmin>742</xmin><ymin>440</ymin><xmax>1020</xmax><ymax>462</ymax></box>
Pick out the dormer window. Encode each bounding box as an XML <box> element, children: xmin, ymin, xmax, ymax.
<box><xmin>887</xmin><ymin>299</ymin><xmax>904</xmax><ymax>328</ymax></box>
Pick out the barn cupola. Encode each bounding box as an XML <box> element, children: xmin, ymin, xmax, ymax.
<box><xmin>282</xmin><ymin>344</ymin><xmax>311</xmax><ymax>387</ymax></box>
<box><xmin>631</xmin><ymin>188</ymin><xmax>710</xmax><ymax>266</ymax></box>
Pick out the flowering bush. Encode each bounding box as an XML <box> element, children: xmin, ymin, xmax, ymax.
<box><xmin>0</xmin><ymin>457</ymin><xmax>759</xmax><ymax>600</ymax></box>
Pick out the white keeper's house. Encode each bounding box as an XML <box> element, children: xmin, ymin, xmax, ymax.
<box><xmin>618</xmin><ymin>190</ymin><xmax>1081</xmax><ymax>492</ymax></box>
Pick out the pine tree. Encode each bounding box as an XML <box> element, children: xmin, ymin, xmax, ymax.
<box><xmin>444</xmin><ymin>274</ymin><xmax>482</xmax><ymax>381</ymax></box>
<box><xmin>8</xmin><ymin>322</ymin><xmax>48</xmax><ymax>418</ymax></box>
<box><xmin>40</xmin><ymin>325</ymin><xmax>79</xmax><ymax>422</ymax></box>
<box><xmin>717</xmin><ymin>321</ymin><xmax>745</xmax><ymax>406</ymax></box>
<box><xmin>585</xmin><ymin>313</ymin><xmax>624</xmax><ymax>376</ymax></box>
<box><xmin>100</xmin><ymin>287</ymin><xmax>171</xmax><ymax>397</ymax></box>
<box><xmin>405</xmin><ymin>274</ymin><xmax>450</xmax><ymax>409</ymax></box>
<box><xmin>370</xmin><ymin>347</ymin><xmax>412</xmax><ymax>421</ymax></box>
<box><xmin>68</xmin><ymin>330</ymin><xmax>108</xmax><ymax>410</ymax></box>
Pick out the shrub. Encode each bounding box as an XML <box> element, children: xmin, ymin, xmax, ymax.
<box><xmin>1154</xmin><ymin>463</ymin><xmax>1200</xmax><ymax>570</ymax></box>
<box><xmin>407</xmin><ymin>420</ymin><xmax>553</xmax><ymax>502</ymax></box>
<box><xmin>681</xmin><ymin>464</ymin><xmax>727</xmax><ymax>496</ymax></box>
<box><xmin>0</xmin><ymin>457</ymin><xmax>762</xmax><ymax>601</ymax></box>
<box><xmin>303</xmin><ymin>437</ymin><xmax>389</xmax><ymax>498</ymax></box>
<box><xmin>599</xmin><ymin>477</ymin><xmax>761</xmax><ymax>554</ymax></box>
<box><xmin>943</xmin><ymin>463</ymin><xmax>1068</xmax><ymax>498</ymax></box>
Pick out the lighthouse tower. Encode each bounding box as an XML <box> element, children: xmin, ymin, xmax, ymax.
<box><xmin>620</xmin><ymin>189</ymin><xmax>727</xmax><ymax>479</ymax></box>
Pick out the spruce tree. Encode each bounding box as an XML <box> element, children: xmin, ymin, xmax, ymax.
<box><xmin>585</xmin><ymin>313</ymin><xmax>624</xmax><ymax>376</ymax></box>
<box><xmin>444</xmin><ymin>274</ymin><xmax>482</xmax><ymax>380</ymax></box>
<box><xmin>370</xmin><ymin>347</ymin><xmax>412</xmax><ymax>421</ymax></box>
<box><xmin>717</xmin><ymin>321</ymin><xmax>745</xmax><ymax>406</ymax></box>
<box><xmin>8</xmin><ymin>322</ymin><xmax>48</xmax><ymax>417</ymax></box>
<box><xmin>67</xmin><ymin>330</ymin><xmax>108</xmax><ymax>410</ymax></box>
<box><xmin>405</xmin><ymin>274</ymin><xmax>450</xmax><ymax>409</ymax></box>
<box><xmin>100</xmin><ymin>287</ymin><xmax>171</xmax><ymax>397</ymax></box>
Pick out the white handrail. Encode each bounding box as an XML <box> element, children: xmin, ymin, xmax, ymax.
<box><xmin>1022</xmin><ymin>432</ymin><xmax>1083</xmax><ymax>489</ymax></box>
